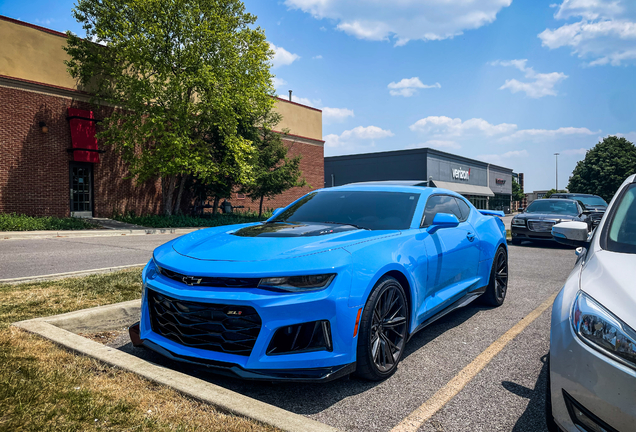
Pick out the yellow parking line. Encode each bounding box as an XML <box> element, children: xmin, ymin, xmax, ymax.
<box><xmin>391</xmin><ymin>291</ymin><xmax>559</xmax><ymax>432</ymax></box>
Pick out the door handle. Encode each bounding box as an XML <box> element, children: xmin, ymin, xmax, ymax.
<box><xmin>467</xmin><ymin>232</ymin><xmax>476</xmax><ymax>242</ymax></box>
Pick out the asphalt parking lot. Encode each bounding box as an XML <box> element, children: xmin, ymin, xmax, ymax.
<box><xmin>105</xmin><ymin>241</ymin><xmax>575</xmax><ymax>432</ymax></box>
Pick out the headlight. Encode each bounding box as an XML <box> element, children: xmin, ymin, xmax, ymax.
<box><xmin>511</xmin><ymin>218</ymin><xmax>526</xmax><ymax>226</ymax></box>
<box><xmin>572</xmin><ymin>291</ymin><xmax>636</xmax><ymax>370</ymax></box>
<box><xmin>258</xmin><ymin>274</ymin><xmax>336</xmax><ymax>292</ymax></box>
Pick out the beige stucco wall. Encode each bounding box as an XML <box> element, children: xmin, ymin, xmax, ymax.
<box><xmin>274</xmin><ymin>98</ymin><xmax>322</xmax><ymax>142</ymax></box>
<box><xmin>0</xmin><ymin>17</ymin><xmax>322</xmax><ymax>142</ymax></box>
<box><xmin>0</xmin><ymin>18</ymin><xmax>78</xmax><ymax>90</ymax></box>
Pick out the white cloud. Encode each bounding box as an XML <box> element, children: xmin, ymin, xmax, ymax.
<box><xmin>284</xmin><ymin>0</ymin><xmax>512</xmax><ymax>45</ymax></box>
<box><xmin>538</xmin><ymin>0</ymin><xmax>636</xmax><ymax>66</ymax></box>
<box><xmin>408</xmin><ymin>140</ymin><xmax>461</xmax><ymax>150</ymax></box>
<box><xmin>280</xmin><ymin>93</ymin><xmax>353</xmax><ymax>124</ymax></box>
<box><xmin>499</xmin><ymin>127</ymin><xmax>598</xmax><ymax>142</ymax></box>
<box><xmin>615</xmin><ymin>131</ymin><xmax>636</xmax><ymax>142</ymax></box>
<box><xmin>269</xmin><ymin>42</ymin><xmax>300</xmax><ymax>68</ymax></box>
<box><xmin>325</xmin><ymin>125</ymin><xmax>394</xmax><ymax>149</ymax></box>
<box><xmin>491</xmin><ymin>59</ymin><xmax>567</xmax><ymax>98</ymax></box>
<box><xmin>272</xmin><ymin>77</ymin><xmax>287</xmax><ymax>89</ymax></box>
<box><xmin>387</xmin><ymin>77</ymin><xmax>441</xmax><ymax>97</ymax></box>
<box><xmin>322</xmin><ymin>107</ymin><xmax>354</xmax><ymax>123</ymax></box>
<box><xmin>409</xmin><ymin>116</ymin><xmax>517</xmax><ymax>137</ymax></box>
<box><xmin>313</xmin><ymin>55</ymin><xmax>323</xmax><ymax>59</ymax></box>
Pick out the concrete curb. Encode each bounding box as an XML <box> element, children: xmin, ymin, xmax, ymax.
<box><xmin>12</xmin><ymin>301</ymin><xmax>340</xmax><ymax>432</ymax></box>
<box><xmin>0</xmin><ymin>264</ymin><xmax>146</xmax><ymax>284</ymax></box>
<box><xmin>1</xmin><ymin>227</ymin><xmax>203</xmax><ymax>240</ymax></box>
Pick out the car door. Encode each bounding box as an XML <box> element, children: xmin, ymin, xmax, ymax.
<box><xmin>417</xmin><ymin>195</ymin><xmax>481</xmax><ymax>322</ymax></box>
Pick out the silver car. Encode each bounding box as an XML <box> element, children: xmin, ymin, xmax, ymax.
<box><xmin>548</xmin><ymin>174</ymin><xmax>636</xmax><ymax>432</ymax></box>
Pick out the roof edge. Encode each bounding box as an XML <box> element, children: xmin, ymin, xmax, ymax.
<box><xmin>275</xmin><ymin>97</ymin><xmax>322</xmax><ymax>113</ymax></box>
<box><xmin>0</xmin><ymin>15</ymin><xmax>69</xmax><ymax>38</ymax></box>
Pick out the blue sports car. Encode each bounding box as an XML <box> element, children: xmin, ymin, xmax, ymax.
<box><xmin>131</xmin><ymin>182</ymin><xmax>508</xmax><ymax>381</ymax></box>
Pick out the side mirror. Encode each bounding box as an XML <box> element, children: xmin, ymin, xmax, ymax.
<box><xmin>552</xmin><ymin>221</ymin><xmax>590</xmax><ymax>248</ymax></box>
<box><xmin>427</xmin><ymin>213</ymin><xmax>460</xmax><ymax>235</ymax></box>
<box><xmin>518</xmin><ymin>207</ymin><xmax>524</xmax><ymax>213</ymax></box>
<box><xmin>272</xmin><ymin>208</ymin><xmax>284</xmax><ymax>217</ymax></box>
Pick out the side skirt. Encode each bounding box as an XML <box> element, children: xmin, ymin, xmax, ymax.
<box><xmin>408</xmin><ymin>286</ymin><xmax>486</xmax><ymax>341</ymax></box>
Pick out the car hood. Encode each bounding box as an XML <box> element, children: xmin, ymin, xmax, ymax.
<box><xmin>583</xmin><ymin>206</ymin><xmax>607</xmax><ymax>213</ymax></box>
<box><xmin>516</xmin><ymin>212</ymin><xmax>579</xmax><ymax>221</ymax></box>
<box><xmin>172</xmin><ymin>222</ymin><xmax>399</xmax><ymax>261</ymax></box>
<box><xmin>580</xmin><ymin>249</ymin><xmax>636</xmax><ymax>331</ymax></box>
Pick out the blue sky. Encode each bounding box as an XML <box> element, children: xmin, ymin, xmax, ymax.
<box><xmin>2</xmin><ymin>0</ymin><xmax>635</xmax><ymax>192</ymax></box>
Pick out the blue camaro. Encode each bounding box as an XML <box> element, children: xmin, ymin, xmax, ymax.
<box><xmin>131</xmin><ymin>182</ymin><xmax>508</xmax><ymax>382</ymax></box>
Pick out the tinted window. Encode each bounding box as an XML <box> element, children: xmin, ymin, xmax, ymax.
<box><xmin>525</xmin><ymin>200</ymin><xmax>580</xmax><ymax>216</ymax></box>
<box><xmin>605</xmin><ymin>184</ymin><xmax>636</xmax><ymax>254</ymax></box>
<box><xmin>572</xmin><ymin>195</ymin><xmax>608</xmax><ymax>208</ymax></box>
<box><xmin>421</xmin><ymin>195</ymin><xmax>462</xmax><ymax>227</ymax></box>
<box><xmin>271</xmin><ymin>191</ymin><xmax>420</xmax><ymax>230</ymax></box>
<box><xmin>455</xmin><ymin>198</ymin><xmax>471</xmax><ymax>222</ymax></box>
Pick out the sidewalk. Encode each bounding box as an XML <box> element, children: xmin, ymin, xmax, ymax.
<box><xmin>1</xmin><ymin>218</ymin><xmax>203</xmax><ymax>240</ymax></box>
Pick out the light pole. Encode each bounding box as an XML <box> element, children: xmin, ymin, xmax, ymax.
<box><xmin>554</xmin><ymin>153</ymin><xmax>560</xmax><ymax>191</ymax></box>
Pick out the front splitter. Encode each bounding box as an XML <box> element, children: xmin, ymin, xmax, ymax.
<box><xmin>140</xmin><ymin>339</ymin><xmax>356</xmax><ymax>383</ymax></box>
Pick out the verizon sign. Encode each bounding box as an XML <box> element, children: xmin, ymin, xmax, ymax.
<box><xmin>452</xmin><ymin>167</ymin><xmax>470</xmax><ymax>181</ymax></box>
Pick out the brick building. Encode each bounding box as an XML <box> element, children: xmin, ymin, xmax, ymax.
<box><xmin>0</xmin><ymin>16</ymin><xmax>324</xmax><ymax>218</ymax></box>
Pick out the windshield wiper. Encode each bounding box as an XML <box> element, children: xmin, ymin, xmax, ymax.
<box><xmin>323</xmin><ymin>221</ymin><xmax>369</xmax><ymax>230</ymax></box>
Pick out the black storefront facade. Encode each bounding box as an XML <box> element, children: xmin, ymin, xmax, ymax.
<box><xmin>324</xmin><ymin>148</ymin><xmax>513</xmax><ymax>213</ymax></box>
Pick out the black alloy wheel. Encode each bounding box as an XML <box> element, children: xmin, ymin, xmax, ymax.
<box><xmin>482</xmin><ymin>247</ymin><xmax>508</xmax><ymax>307</ymax></box>
<box><xmin>355</xmin><ymin>276</ymin><xmax>408</xmax><ymax>381</ymax></box>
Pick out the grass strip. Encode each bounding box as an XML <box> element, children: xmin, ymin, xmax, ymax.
<box><xmin>110</xmin><ymin>212</ymin><xmax>271</xmax><ymax>229</ymax></box>
<box><xmin>0</xmin><ymin>270</ymin><xmax>277</xmax><ymax>432</ymax></box>
<box><xmin>0</xmin><ymin>213</ymin><xmax>97</xmax><ymax>231</ymax></box>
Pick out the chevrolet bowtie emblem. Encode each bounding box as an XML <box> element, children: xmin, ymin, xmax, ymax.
<box><xmin>182</xmin><ymin>276</ymin><xmax>203</xmax><ymax>286</ymax></box>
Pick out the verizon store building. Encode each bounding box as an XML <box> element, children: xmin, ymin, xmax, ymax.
<box><xmin>324</xmin><ymin>148</ymin><xmax>513</xmax><ymax>212</ymax></box>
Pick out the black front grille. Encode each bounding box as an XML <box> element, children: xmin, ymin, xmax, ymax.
<box><xmin>159</xmin><ymin>267</ymin><xmax>260</xmax><ymax>288</ymax></box>
<box><xmin>148</xmin><ymin>289</ymin><xmax>262</xmax><ymax>356</ymax></box>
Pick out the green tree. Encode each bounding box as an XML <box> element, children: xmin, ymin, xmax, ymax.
<box><xmin>65</xmin><ymin>0</ymin><xmax>274</xmax><ymax>215</ymax></box>
<box><xmin>568</xmin><ymin>136</ymin><xmax>636</xmax><ymax>202</ymax></box>
<box><xmin>240</xmin><ymin>111</ymin><xmax>307</xmax><ymax>216</ymax></box>
<box><xmin>512</xmin><ymin>179</ymin><xmax>525</xmax><ymax>202</ymax></box>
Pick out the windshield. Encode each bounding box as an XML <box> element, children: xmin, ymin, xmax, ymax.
<box><xmin>525</xmin><ymin>200</ymin><xmax>580</xmax><ymax>216</ymax></box>
<box><xmin>571</xmin><ymin>195</ymin><xmax>608</xmax><ymax>208</ymax></box>
<box><xmin>606</xmin><ymin>184</ymin><xmax>636</xmax><ymax>254</ymax></box>
<box><xmin>270</xmin><ymin>190</ymin><xmax>420</xmax><ymax>230</ymax></box>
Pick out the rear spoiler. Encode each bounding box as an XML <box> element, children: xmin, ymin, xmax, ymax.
<box><xmin>479</xmin><ymin>210</ymin><xmax>505</xmax><ymax>217</ymax></box>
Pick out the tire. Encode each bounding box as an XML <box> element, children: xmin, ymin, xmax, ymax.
<box><xmin>545</xmin><ymin>354</ymin><xmax>560</xmax><ymax>432</ymax></box>
<box><xmin>481</xmin><ymin>247</ymin><xmax>508</xmax><ymax>307</ymax></box>
<box><xmin>511</xmin><ymin>238</ymin><xmax>521</xmax><ymax>246</ymax></box>
<box><xmin>354</xmin><ymin>276</ymin><xmax>409</xmax><ymax>381</ymax></box>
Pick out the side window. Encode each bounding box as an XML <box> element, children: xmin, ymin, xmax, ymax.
<box><xmin>455</xmin><ymin>198</ymin><xmax>471</xmax><ymax>222</ymax></box>
<box><xmin>421</xmin><ymin>195</ymin><xmax>462</xmax><ymax>227</ymax></box>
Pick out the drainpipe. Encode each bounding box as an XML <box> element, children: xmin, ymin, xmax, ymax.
<box><xmin>487</xmin><ymin>163</ymin><xmax>491</xmax><ymax>210</ymax></box>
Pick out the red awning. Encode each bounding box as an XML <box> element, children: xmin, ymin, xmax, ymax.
<box><xmin>68</xmin><ymin>108</ymin><xmax>100</xmax><ymax>163</ymax></box>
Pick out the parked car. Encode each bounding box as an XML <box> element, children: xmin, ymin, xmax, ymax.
<box><xmin>130</xmin><ymin>182</ymin><xmax>508</xmax><ymax>382</ymax></box>
<box><xmin>547</xmin><ymin>174</ymin><xmax>636</xmax><ymax>432</ymax></box>
<box><xmin>550</xmin><ymin>193</ymin><xmax>608</xmax><ymax>228</ymax></box>
<box><xmin>510</xmin><ymin>198</ymin><xmax>589</xmax><ymax>245</ymax></box>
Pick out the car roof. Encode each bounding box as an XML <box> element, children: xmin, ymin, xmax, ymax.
<box><xmin>551</xmin><ymin>193</ymin><xmax>597</xmax><ymax>197</ymax></box>
<box><xmin>325</xmin><ymin>182</ymin><xmax>461</xmax><ymax>198</ymax></box>
<box><xmin>531</xmin><ymin>198</ymin><xmax>579</xmax><ymax>203</ymax></box>
<box><xmin>346</xmin><ymin>180</ymin><xmax>430</xmax><ymax>187</ymax></box>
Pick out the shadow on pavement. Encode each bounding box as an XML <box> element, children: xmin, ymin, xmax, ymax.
<box><xmin>501</xmin><ymin>353</ymin><xmax>550</xmax><ymax>432</ymax></box>
<box><xmin>114</xmin><ymin>302</ymin><xmax>484</xmax><ymax>416</ymax></box>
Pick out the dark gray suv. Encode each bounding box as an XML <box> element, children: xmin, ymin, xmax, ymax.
<box><xmin>511</xmin><ymin>199</ymin><xmax>589</xmax><ymax>245</ymax></box>
<box><xmin>550</xmin><ymin>193</ymin><xmax>608</xmax><ymax>228</ymax></box>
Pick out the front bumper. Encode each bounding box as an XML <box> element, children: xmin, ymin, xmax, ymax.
<box><xmin>139</xmin><ymin>256</ymin><xmax>360</xmax><ymax>381</ymax></box>
<box><xmin>511</xmin><ymin>225</ymin><xmax>555</xmax><ymax>241</ymax></box>
<box><xmin>550</xmin><ymin>289</ymin><xmax>636</xmax><ymax>431</ymax></box>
